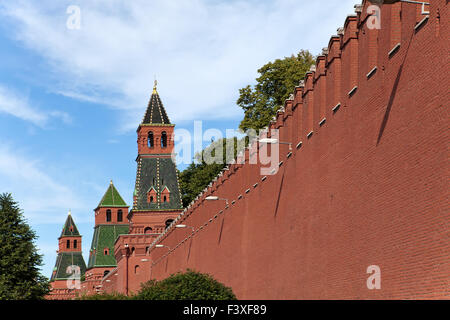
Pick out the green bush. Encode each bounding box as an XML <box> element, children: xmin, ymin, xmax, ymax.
<box><xmin>76</xmin><ymin>292</ymin><xmax>129</xmax><ymax>300</ymax></box>
<box><xmin>134</xmin><ymin>269</ymin><xmax>236</xmax><ymax>300</ymax></box>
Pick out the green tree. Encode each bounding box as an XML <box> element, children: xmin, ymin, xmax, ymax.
<box><xmin>76</xmin><ymin>292</ymin><xmax>129</xmax><ymax>300</ymax></box>
<box><xmin>135</xmin><ymin>269</ymin><xmax>236</xmax><ymax>300</ymax></box>
<box><xmin>0</xmin><ymin>193</ymin><xmax>49</xmax><ymax>299</ymax></box>
<box><xmin>238</xmin><ymin>50</ymin><xmax>315</xmax><ymax>132</ymax></box>
<box><xmin>179</xmin><ymin>137</ymin><xmax>246</xmax><ymax>207</ymax></box>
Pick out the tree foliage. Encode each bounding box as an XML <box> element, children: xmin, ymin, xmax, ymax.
<box><xmin>179</xmin><ymin>51</ymin><xmax>314</xmax><ymax>206</ymax></box>
<box><xmin>77</xmin><ymin>292</ymin><xmax>129</xmax><ymax>300</ymax></box>
<box><xmin>135</xmin><ymin>269</ymin><xmax>236</xmax><ymax>300</ymax></box>
<box><xmin>179</xmin><ymin>137</ymin><xmax>244</xmax><ymax>207</ymax></box>
<box><xmin>237</xmin><ymin>50</ymin><xmax>315</xmax><ymax>132</ymax></box>
<box><xmin>0</xmin><ymin>193</ymin><xmax>49</xmax><ymax>299</ymax></box>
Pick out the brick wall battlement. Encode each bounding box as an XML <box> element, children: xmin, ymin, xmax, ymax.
<box><xmin>104</xmin><ymin>0</ymin><xmax>449</xmax><ymax>299</ymax></box>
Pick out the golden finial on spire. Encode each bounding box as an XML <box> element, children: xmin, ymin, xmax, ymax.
<box><xmin>68</xmin><ymin>209</ymin><xmax>71</xmax><ymax>216</ymax></box>
<box><xmin>153</xmin><ymin>79</ymin><xmax>158</xmax><ymax>94</ymax></box>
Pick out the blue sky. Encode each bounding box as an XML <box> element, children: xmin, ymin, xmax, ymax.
<box><xmin>0</xmin><ymin>0</ymin><xmax>357</xmax><ymax>278</ymax></box>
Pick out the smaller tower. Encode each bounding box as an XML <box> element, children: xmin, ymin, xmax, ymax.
<box><xmin>47</xmin><ymin>211</ymin><xmax>87</xmax><ymax>300</ymax></box>
<box><xmin>81</xmin><ymin>181</ymin><xmax>129</xmax><ymax>295</ymax></box>
<box><xmin>94</xmin><ymin>180</ymin><xmax>129</xmax><ymax>225</ymax></box>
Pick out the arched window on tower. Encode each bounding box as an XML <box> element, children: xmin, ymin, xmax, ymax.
<box><xmin>148</xmin><ymin>131</ymin><xmax>154</xmax><ymax>148</ymax></box>
<box><xmin>74</xmin><ymin>239</ymin><xmax>77</xmax><ymax>249</ymax></box>
<box><xmin>144</xmin><ymin>227</ymin><xmax>153</xmax><ymax>234</ymax></box>
<box><xmin>106</xmin><ymin>209</ymin><xmax>112</xmax><ymax>222</ymax></box>
<box><xmin>165</xmin><ymin>219</ymin><xmax>174</xmax><ymax>229</ymax></box>
<box><xmin>66</xmin><ymin>240</ymin><xmax>70</xmax><ymax>249</ymax></box>
<box><xmin>162</xmin><ymin>186</ymin><xmax>170</xmax><ymax>203</ymax></box>
<box><xmin>135</xmin><ymin>265</ymin><xmax>140</xmax><ymax>274</ymax></box>
<box><xmin>161</xmin><ymin>131</ymin><xmax>167</xmax><ymax>148</ymax></box>
<box><xmin>104</xmin><ymin>270</ymin><xmax>110</xmax><ymax>277</ymax></box>
<box><xmin>117</xmin><ymin>209</ymin><xmax>123</xmax><ymax>222</ymax></box>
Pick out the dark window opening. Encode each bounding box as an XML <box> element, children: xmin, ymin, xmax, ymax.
<box><xmin>150</xmin><ymin>196</ymin><xmax>154</xmax><ymax>203</ymax></box>
<box><xmin>66</xmin><ymin>240</ymin><xmax>70</xmax><ymax>249</ymax></box>
<box><xmin>73</xmin><ymin>239</ymin><xmax>77</xmax><ymax>249</ymax></box>
<box><xmin>165</xmin><ymin>219</ymin><xmax>174</xmax><ymax>229</ymax></box>
<box><xmin>106</xmin><ymin>209</ymin><xmax>111</xmax><ymax>222</ymax></box>
<box><xmin>117</xmin><ymin>209</ymin><xmax>123</xmax><ymax>222</ymax></box>
<box><xmin>144</xmin><ymin>227</ymin><xmax>153</xmax><ymax>234</ymax></box>
<box><xmin>148</xmin><ymin>131</ymin><xmax>154</xmax><ymax>148</ymax></box>
<box><xmin>104</xmin><ymin>270</ymin><xmax>110</xmax><ymax>277</ymax></box>
<box><xmin>163</xmin><ymin>195</ymin><xmax>167</xmax><ymax>202</ymax></box>
<box><xmin>135</xmin><ymin>265</ymin><xmax>140</xmax><ymax>274</ymax></box>
<box><xmin>161</xmin><ymin>131</ymin><xmax>167</xmax><ymax>148</ymax></box>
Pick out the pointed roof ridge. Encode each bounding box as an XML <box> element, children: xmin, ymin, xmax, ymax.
<box><xmin>141</xmin><ymin>83</ymin><xmax>171</xmax><ymax>125</ymax></box>
<box><xmin>97</xmin><ymin>181</ymin><xmax>128</xmax><ymax>208</ymax></box>
<box><xmin>60</xmin><ymin>212</ymin><xmax>81</xmax><ymax>237</ymax></box>
<box><xmin>152</xmin><ymin>79</ymin><xmax>158</xmax><ymax>94</ymax></box>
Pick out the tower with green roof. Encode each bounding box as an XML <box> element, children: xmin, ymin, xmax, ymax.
<box><xmin>128</xmin><ymin>80</ymin><xmax>183</xmax><ymax>235</ymax></box>
<box><xmin>48</xmin><ymin>211</ymin><xmax>86</xmax><ymax>299</ymax></box>
<box><xmin>82</xmin><ymin>181</ymin><xmax>129</xmax><ymax>295</ymax></box>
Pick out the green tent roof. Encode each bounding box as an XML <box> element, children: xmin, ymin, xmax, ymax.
<box><xmin>133</xmin><ymin>157</ymin><xmax>183</xmax><ymax>211</ymax></box>
<box><xmin>87</xmin><ymin>224</ymin><xmax>129</xmax><ymax>268</ymax></box>
<box><xmin>50</xmin><ymin>252</ymin><xmax>86</xmax><ymax>281</ymax></box>
<box><xmin>60</xmin><ymin>212</ymin><xmax>81</xmax><ymax>238</ymax></box>
<box><xmin>98</xmin><ymin>181</ymin><xmax>128</xmax><ymax>208</ymax></box>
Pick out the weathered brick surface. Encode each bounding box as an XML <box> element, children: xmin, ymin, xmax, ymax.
<box><xmin>105</xmin><ymin>0</ymin><xmax>449</xmax><ymax>299</ymax></box>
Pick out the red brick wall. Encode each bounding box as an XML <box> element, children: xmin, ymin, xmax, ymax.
<box><xmin>107</xmin><ymin>0</ymin><xmax>449</xmax><ymax>299</ymax></box>
<box><xmin>47</xmin><ymin>280</ymin><xmax>79</xmax><ymax>300</ymax></box>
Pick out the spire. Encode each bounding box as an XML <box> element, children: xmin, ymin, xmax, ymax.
<box><xmin>97</xmin><ymin>181</ymin><xmax>128</xmax><ymax>208</ymax></box>
<box><xmin>141</xmin><ymin>82</ymin><xmax>171</xmax><ymax>125</ymax></box>
<box><xmin>60</xmin><ymin>212</ymin><xmax>80</xmax><ymax>237</ymax></box>
<box><xmin>153</xmin><ymin>79</ymin><xmax>158</xmax><ymax>94</ymax></box>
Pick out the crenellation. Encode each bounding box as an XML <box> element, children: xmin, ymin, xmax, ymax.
<box><xmin>96</xmin><ymin>0</ymin><xmax>449</xmax><ymax>300</ymax></box>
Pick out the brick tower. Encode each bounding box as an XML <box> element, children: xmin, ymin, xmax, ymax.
<box><xmin>81</xmin><ymin>181</ymin><xmax>129</xmax><ymax>295</ymax></box>
<box><xmin>128</xmin><ymin>80</ymin><xmax>183</xmax><ymax>234</ymax></box>
<box><xmin>48</xmin><ymin>211</ymin><xmax>86</xmax><ymax>300</ymax></box>
<box><xmin>108</xmin><ymin>82</ymin><xmax>184</xmax><ymax>294</ymax></box>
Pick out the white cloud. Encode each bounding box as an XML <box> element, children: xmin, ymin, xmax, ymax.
<box><xmin>0</xmin><ymin>143</ymin><xmax>87</xmax><ymax>224</ymax></box>
<box><xmin>0</xmin><ymin>0</ymin><xmax>357</xmax><ymax>131</ymax></box>
<box><xmin>0</xmin><ymin>85</ymin><xmax>71</xmax><ymax>126</ymax></box>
